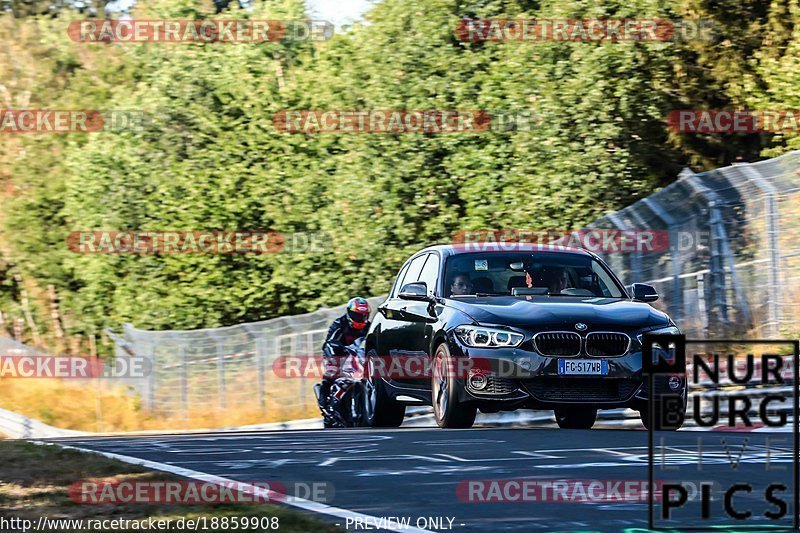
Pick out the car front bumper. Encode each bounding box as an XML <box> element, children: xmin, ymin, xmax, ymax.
<box><xmin>448</xmin><ymin>335</ymin><xmax>686</xmax><ymax>410</ymax></box>
<box><xmin>378</xmin><ymin>333</ymin><xmax>687</xmax><ymax>410</ymax></box>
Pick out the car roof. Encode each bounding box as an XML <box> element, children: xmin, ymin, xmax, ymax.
<box><xmin>417</xmin><ymin>243</ymin><xmax>595</xmax><ymax>259</ymax></box>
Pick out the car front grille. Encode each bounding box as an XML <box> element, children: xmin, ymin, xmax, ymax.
<box><xmin>586</xmin><ymin>332</ymin><xmax>630</xmax><ymax>357</ymax></box>
<box><xmin>524</xmin><ymin>377</ymin><xmax>640</xmax><ymax>402</ymax></box>
<box><xmin>534</xmin><ymin>332</ymin><xmax>581</xmax><ymax>356</ymax></box>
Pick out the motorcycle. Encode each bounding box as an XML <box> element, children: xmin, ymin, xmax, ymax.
<box><xmin>314</xmin><ymin>337</ymin><xmax>373</xmax><ymax>428</ymax></box>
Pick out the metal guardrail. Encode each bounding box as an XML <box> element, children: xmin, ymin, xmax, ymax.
<box><xmin>0</xmin><ymin>407</ymin><xmax>85</xmax><ymax>439</ymax></box>
<box><xmin>591</xmin><ymin>151</ymin><xmax>800</xmax><ymax>339</ymax></box>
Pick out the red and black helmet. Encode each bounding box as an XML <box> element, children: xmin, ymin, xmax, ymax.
<box><xmin>346</xmin><ymin>297</ymin><xmax>371</xmax><ymax>330</ymax></box>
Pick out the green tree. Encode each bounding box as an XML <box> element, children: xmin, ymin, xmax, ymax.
<box><xmin>2</xmin><ymin>0</ymin><xmax>799</xmax><ymax>340</ymax></box>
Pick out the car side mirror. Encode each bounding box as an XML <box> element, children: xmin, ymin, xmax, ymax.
<box><xmin>398</xmin><ymin>282</ymin><xmax>432</xmax><ymax>301</ymax></box>
<box><xmin>631</xmin><ymin>283</ymin><xmax>659</xmax><ymax>302</ymax></box>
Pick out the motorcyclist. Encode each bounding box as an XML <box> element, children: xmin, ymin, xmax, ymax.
<box><xmin>318</xmin><ymin>297</ymin><xmax>371</xmax><ymax>412</ymax></box>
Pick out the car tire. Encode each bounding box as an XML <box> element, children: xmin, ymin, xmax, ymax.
<box><xmin>640</xmin><ymin>395</ymin><xmax>686</xmax><ymax>431</ymax></box>
<box><xmin>358</xmin><ymin>382</ymin><xmax>373</xmax><ymax>428</ymax></box>
<box><xmin>554</xmin><ymin>406</ymin><xmax>597</xmax><ymax>429</ymax></box>
<box><xmin>348</xmin><ymin>387</ymin><xmax>363</xmax><ymax>427</ymax></box>
<box><xmin>365</xmin><ymin>349</ymin><xmax>406</xmax><ymax>427</ymax></box>
<box><xmin>432</xmin><ymin>343</ymin><xmax>477</xmax><ymax>429</ymax></box>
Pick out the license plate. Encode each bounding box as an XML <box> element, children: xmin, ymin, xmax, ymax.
<box><xmin>558</xmin><ymin>359</ymin><xmax>609</xmax><ymax>375</ymax></box>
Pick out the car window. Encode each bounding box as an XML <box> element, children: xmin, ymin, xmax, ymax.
<box><xmin>417</xmin><ymin>253</ymin><xmax>440</xmax><ymax>296</ymax></box>
<box><xmin>389</xmin><ymin>261</ymin><xmax>411</xmax><ymax>298</ymax></box>
<box><xmin>591</xmin><ymin>260</ymin><xmax>620</xmax><ymax>298</ymax></box>
<box><xmin>401</xmin><ymin>254</ymin><xmax>429</xmax><ymax>291</ymax></box>
<box><xmin>443</xmin><ymin>251</ymin><xmax>625</xmax><ymax>298</ymax></box>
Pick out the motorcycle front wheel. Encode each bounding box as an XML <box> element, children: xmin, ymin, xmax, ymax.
<box><xmin>347</xmin><ymin>385</ymin><xmax>368</xmax><ymax>427</ymax></box>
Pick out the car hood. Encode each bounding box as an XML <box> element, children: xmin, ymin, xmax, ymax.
<box><xmin>445</xmin><ymin>296</ymin><xmax>671</xmax><ymax>331</ymax></box>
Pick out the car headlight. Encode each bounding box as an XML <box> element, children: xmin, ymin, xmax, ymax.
<box><xmin>455</xmin><ymin>325</ymin><xmax>524</xmax><ymax>348</ymax></box>
<box><xmin>637</xmin><ymin>326</ymin><xmax>680</xmax><ymax>345</ymax></box>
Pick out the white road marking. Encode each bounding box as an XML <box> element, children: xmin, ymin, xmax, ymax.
<box><xmin>594</xmin><ymin>448</ymin><xmax>635</xmax><ymax>457</ymax></box>
<box><xmin>33</xmin><ymin>440</ymin><xmax>434</xmax><ymax>533</ymax></box>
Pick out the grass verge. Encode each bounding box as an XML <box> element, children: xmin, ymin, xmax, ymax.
<box><xmin>0</xmin><ymin>377</ymin><xmax>319</xmax><ymax>433</ymax></box>
<box><xmin>0</xmin><ymin>440</ymin><xmax>341</xmax><ymax>532</ymax></box>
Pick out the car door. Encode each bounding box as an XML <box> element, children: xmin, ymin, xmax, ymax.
<box><xmin>375</xmin><ymin>253</ymin><xmax>428</xmax><ymax>360</ymax></box>
<box><xmin>403</xmin><ymin>251</ymin><xmax>440</xmax><ymax>345</ymax></box>
<box><xmin>398</xmin><ymin>252</ymin><xmax>441</xmax><ymax>387</ymax></box>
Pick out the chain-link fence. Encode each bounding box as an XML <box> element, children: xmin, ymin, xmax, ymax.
<box><xmin>106</xmin><ymin>151</ymin><xmax>799</xmax><ymax>418</ymax></box>
<box><xmin>107</xmin><ymin>296</ymin><xmax>386</xmax><ymax>418</ymax></box>
<box><xmin>591</xmin><ymin>150</ymin><xmax>800</xmax><ymax>339</ymax></box>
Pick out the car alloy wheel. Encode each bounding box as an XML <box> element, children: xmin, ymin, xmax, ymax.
<box><xmin>433</xmin><ymin>350</ymin><xmax>449</xmax><ymax>417</ymax></box>
<box><xmin>431</xmin><ymin>343</ymin><xmax>476</xmax><ymax>429</ymax></box>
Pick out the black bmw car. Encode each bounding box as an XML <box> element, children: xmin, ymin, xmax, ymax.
<box><xmin>364</xmin><ymin>244</ymin><xmax>686</xmax><ymax>429</ymax></box>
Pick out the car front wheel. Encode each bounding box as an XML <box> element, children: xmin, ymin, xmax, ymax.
<box><xmin>640</xmin><ymin>395</ymin><xmax>686</xmax><ymax>431</ymax></box>
<box><xmin>431</xmin><ymin>343</ymin><xmax>476</xmax><ymax>429</ymax></box>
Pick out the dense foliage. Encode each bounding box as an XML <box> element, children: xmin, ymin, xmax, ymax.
<box><xmin>1</xmin><ymin>0</ymin><xmax>798</xmax><ymax>351</ymax></box>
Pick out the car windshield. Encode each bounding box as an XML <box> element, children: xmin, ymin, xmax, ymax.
<box><xmin>444</xmin><ymin>251</ymin><xmax>626</xmax><ymax>299</ymax></box>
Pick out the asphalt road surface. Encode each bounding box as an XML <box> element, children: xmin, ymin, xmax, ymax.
<box><xmin>49</xmin><ymin>423</ymin><xmax>798</xmax><ymax>533</ymax></box>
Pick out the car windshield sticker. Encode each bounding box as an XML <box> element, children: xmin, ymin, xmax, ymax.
<box><xmin>475</xmin><ymin>259</ymin><xmax>488</xmax><ymax>270</ymax></box>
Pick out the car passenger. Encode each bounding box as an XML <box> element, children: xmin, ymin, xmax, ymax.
<box><xmin>550</xmin><ymin>268</ymin><xmax>570</xmax><ymax>293</ymax></box>
<box><xmin>526</xmin><ymin>268</ymin><xmax>569</xmax><ymax>293</ymax></box>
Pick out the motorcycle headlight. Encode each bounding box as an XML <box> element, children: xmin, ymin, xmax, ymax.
<box><xmin>637</xmin><ymin>326</ymin><xmax>681</xmax><ymax>346</ymax></box>
<box><xmin>455</xmin><ymin>325</ymin><xmax>524</xmax><ymax>348</ymax></box>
